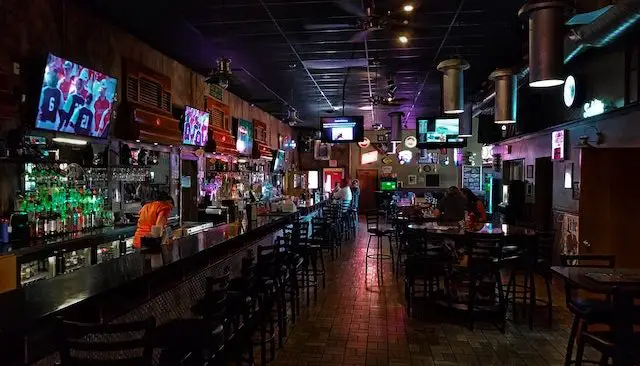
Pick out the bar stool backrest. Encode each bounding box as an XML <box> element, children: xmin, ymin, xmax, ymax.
<box><xmin>560</xmin><ymin>254</ymin><xmax>616</xmax><ymax>308</ymax></box>
<box><xmin>464</xmin><ymin>232</ymin><xmax>504</xmax><ymax>269</ymax></box>
<box><xmin>56</xmin><ymin>316</ymin><xmax>156</xmax><ymax>366</ymax></box>
<box><xmin>365</xmin><ymin>210</ymin><xmax>381</xmax><ymax>232</ymax></box>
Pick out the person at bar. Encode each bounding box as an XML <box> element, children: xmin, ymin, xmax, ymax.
<box><xmin>461</xmin><ymin>187</ymin><xmax>487</xmax><ymax>224</ymax></box>
<box><xmin>332</xmin><ymin>178</ymin><xmax>352</xmax><ymax>205</ymax></box>
<box><xmin>350</xmin><ymin>179</ymin><xmax>360</xmax><ymax>212</ymax></box>
<box><xmin>133</xmin><ymin>192</ymin><xmax>174</xmax><ymax>249</ymax></box>
<box><xmin>433</xmin><ymin>186</ymin><xmax>466</xmax><ymax>222</ymax></box>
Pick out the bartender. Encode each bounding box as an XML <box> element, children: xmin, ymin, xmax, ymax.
<box><xmin>133</xmin><ymin>192</ymin><xmax>174</xmax><ymax>248</ymax></box>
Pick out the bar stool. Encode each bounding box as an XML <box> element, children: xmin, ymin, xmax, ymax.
<box><xmin>364</xmin><ymin>210</ymin><xmax>395</xmax><ymax>277</ymax></box>
<box><xmin>56</xmin><ymin>316</ymin><xmax>156</xmax><ymax>366</ymax></box>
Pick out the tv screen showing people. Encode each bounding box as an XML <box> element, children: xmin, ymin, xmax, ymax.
<box><xmin>182</xmin><ymin>106</ymin><xmax>210</xmax><ymax>147</ymax></box>
<box><xmin>416</xmin><ymin>117</ymin><xmax>465</xmax><ymax>147</ymax></box>
<box><xmin>236</xmin><ymin>119</ymin><xmax>254</xmax><ymax>156</ymax></box>
<box><xmin>320</xmin><ymin>116</ymin><xmax>364</xmax><ymax>143</ymax></box>
<box><xmin>36</xmin><ymin>53</ymin><xmax>117</xmax><ymax>138</ymax></box>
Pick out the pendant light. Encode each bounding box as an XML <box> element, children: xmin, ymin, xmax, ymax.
<box><xmin>437</xmin><ymin>59</ymin><xmax>469</xmax><ymax>114</ymax></box>
<box><xmin>458</xmin><ymin>103</ymin><xmax>473</xmax><ymax>137</ymax></box>
<box><xmin>489</xmin><ymin>69</ymin><xmax>518</xmax><ymax>124</ymax></box>
<box><xmin>389</xmin><ymin>111</ymin><xmax>404</xmax><ymax>142</ymax></box>
<box><xmin>519</xmin><ymin>1</ymin><xmax>569</xmax><ymax>88</ymax></box>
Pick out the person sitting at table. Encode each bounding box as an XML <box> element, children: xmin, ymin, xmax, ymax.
<box><xmin>461</xmin><ymin>187</ymin><xmax>487</xmax><ymax>224</ymax></box>
<box><xmin>332</xmin><ymin>178</ymin><xmax>352</xmax><ymax>205</ymax></box>
<box><xmin>350</xmin><ymin>179</ymin><xmax>360</xmax><ymax>211</ymax></box>
<box><xmin>433</xmin><ymin>186</ymin><xmax>466</xmax><ymax>222</ymax></box>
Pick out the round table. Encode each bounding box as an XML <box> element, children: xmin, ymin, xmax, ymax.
<box><xmin>406</xmin><ymin>222</ymin><xmax>536</xmax><ymax>237</ymax></box>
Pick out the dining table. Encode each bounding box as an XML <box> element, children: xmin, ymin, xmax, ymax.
<box><xmin>406</xmin><ymin>222</ymin><xmax>537</xmax><ymax>237</ymax></box>
<box><xmin>551</xmin><ymin>266</ymin><xmax>640</xmax><ymax>366</ymax></box>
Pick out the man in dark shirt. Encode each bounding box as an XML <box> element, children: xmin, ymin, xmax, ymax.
<box><xmin>435</xmin><ymin>186</ymin><xmax>467</xmax><ymax>222</ymax></box>
<box><xmin>70</xmin><ymin>93</ymin><xmax>94</xmax><ymax>136</ymax></box>
<box><xmin>38</xmin><ymin>70</ymin><xmax>62</xmax><ymax>129</ymax></box>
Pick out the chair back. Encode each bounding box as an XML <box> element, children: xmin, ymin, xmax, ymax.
<box><xmin>203</xmin><ymin>267</ymin><xmax>230</xmax><ymax>323</ymax></box>
<box><xmin>535</xmin><ymin>231</ymin><xmax>555</xmax><ymax>264</ymax></box>
<box><xmin>464</xmin><ymin>232</ymin><xmax>504</xmax><ymax>270</ymax></box>
<box><xmin>560</xmin><ymin>254</ymin><xmax>616</xmax><ymax>308</ymax></box>
<box><xmin>57</xmin><ymin>317</ymin><xmax>155</xmax><ymax>366</ymax></box>
<box><xmin>365</xmin><ymin>210</ymin><xmax>381</xmax><ymax>231</ymax></box>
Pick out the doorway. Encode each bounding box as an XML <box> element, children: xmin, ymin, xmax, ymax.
<box><xmin>181</xmin><ymin>159</ymin><xmax>198</xmax><ymax>222</ymax></box>
<box><xmin>322</xmin><ymin>168</ymin><xmax>344</xmax><ymax>193</ymax></box>
<box><xmin>356</xmin><ymin>169</ymin><xmax>378</xmax><ymax>212</ymax></box>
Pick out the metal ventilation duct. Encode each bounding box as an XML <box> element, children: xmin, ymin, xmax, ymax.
<box><xmin>437</xmin><ymin>59</ymin><xmax>470</xmax><ymax>114</ymax></box>
<box><xmin>389</xmin><ymin>111</ymin><xmax>404</xmax><ymax>142</ymax></box>
<box><xmin>519</xmin><ymin>1</ymin><xmax>570</xmax><ymax>88</ymax></box>
<box><xmin>489</xmin><ymin>69</ymin><xmax>518</xmax><ymax>124</ymax></box>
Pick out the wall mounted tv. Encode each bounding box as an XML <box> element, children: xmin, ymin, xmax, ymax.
<box><xmin>320</xmin><ymin>116</ymin><xmax>364</xmax><ymax>143</ymax></box>
<box><xmin>36</xmin><ymin>53</ymin><xmax>118</xmax><ymax>138</ymax></box>
<box><xmin>182</xmin><ymin>106</ymin><xmax>210</xmax><ymax>147</ymax></box>
<box><xmin>233</xmin><ymin>118</ymin><xmax>254</xmax><ymax>156</ymax></box>
<box><xmin>416</xmin><ymin>117</ymin><xmax>466</xmax><ymax>148</ymax></box>
<box><xmin>272</xmin><ymin>149</ymin><xmax>285</xmax><ymax>172</ymax></box>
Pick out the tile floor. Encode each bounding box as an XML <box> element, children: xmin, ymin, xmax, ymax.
<box><xmin>268</xmin><ymin>223</ymin><xmax>596</xmax><ymax>366</ymax></box>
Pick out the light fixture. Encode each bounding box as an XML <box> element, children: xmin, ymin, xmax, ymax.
<box><xmin>387</xmin><ymin>97</ymin><xmax>393</xmax><ymax>102</ymax></box>
<box><xmin>563</xmin><ymin>75</ymin><xmax>577</xmax><ymax>107</ymax></box>
<box><xmin>437</xmin><ymin>58</ymin><xmax>469</xmax><ymax>114</ymax></box>
<box><xmin>359</xmin><ymin>105</ymin><xmax>373</xmax><ymax>111</ymax></box>
<box><xmin>458</xmin><ymin>102</ymin><xmax>473</xmax><ymax>137</ymax></box>
<box><xmin>135</xmin><ymin>139</ymin><xmax>141</xmax><ymax>143</ymax></box>
<box><xmin>403</xmin><ymin>4</ymin><xmax>414</xmax><ymax>12</ymax></box>
<box><xmin>489</xmin><ymin>68</ymin><xmax>517</xmax><ymax>124</ymax></box>
<box><xmin>52</xmin><ymin>137</ymin><xmax>87</xmax><ymax>145</ymax></box>
<box><xmin>389</xmin><ymin>111</ymin><xmax>404</xmax><ymax>142</ymax></box>
<box><xmin>398</xmin><ymin>35</ymin><xmax>409</xmax><ymax>44</ymax></box>
<box><xmin>332</xmin><ymin>106</ymin><xmax>342</xmax><ymax>111</ymax></box>
<box><xmin>153</xmin><ymin>142</ymin><xmax>159</xmax><ymax>146</ymax></box>
<box><xmin>519</xmin><ymin>1</ymin><xmax>569</xmax><ymax>88</ymax></box>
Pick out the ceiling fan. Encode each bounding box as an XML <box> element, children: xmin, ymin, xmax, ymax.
<box><xmin>369</xmin><ymin>94</ymin><xmax>410</xmax><ymax>107</ymax></box>
<box><xmin>304</xmin><ymin>0</ymin><xmax>422</xmax><ymax>43</ymax></box>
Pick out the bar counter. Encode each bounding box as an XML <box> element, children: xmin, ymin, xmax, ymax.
<box><xmin>0</xmin><ymin>199</ymin><xmax>326</xmax><ymax>365</ymax></box>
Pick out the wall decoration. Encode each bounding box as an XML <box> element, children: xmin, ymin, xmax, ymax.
<box><xmin>377</xmin><ymin>134</ymin><xmax>388</xmax><ymax>142</ymax></box>
<box><xmin>408</xmin><ymin>175</ymin><xmax>417</xmax><ymax>185</ymax></box>
<box><xmin>462</xmin><ymin>165</ymin><xmax>482</xmax><ymax>192</ymax></box>
<box><xmin>398</xmin><ymin>150</ymin><xmax>413</xmax><ymax>165</ymax></box>
<box><xmin>404</xmin><ymin>136</ymin><xmax>417</xmax><ymax>148</ymax></box>
<box><xmin>381</xmin><ymin>156</ymin><xmax>393</xmax><ymax>165</ymax></box>
<box><xmin>572</xmin><ymin>181</ymin><xmax>580</xmax><ymax>200</ymax></box>
<box><xmin>526</xmin><ymin>181</ymin><xmax>533</xmax><ymax>197</ymax></box>
<box><xmin>397</xmin><ymin>181</ymin><xmax>404</xmax><ymax>188</ymax></box>
<box><xmin>564</xmin><ymin>162</ymin><xmax>573</xmax><ymax>188</ymax></box>
<box><xmin>360</xmin><ymin>150</ymin><xmax>378</xmax><ymax>165</ymax></box>
<box><xmin>419</xmin><ymin>164</ymin><xmax>436</xmax><ymax>174</ymax></box>
<box><xmin>329</xmin><ymin>159</ymin><xmax>337</xmax><ymax>167</ymax></box>
<box><xmin>418</xmin><ymin>150</ymin><xmax>438</xmax><ymax>164</ymax></box>
<box><xmin>381</xmin><ymin>166</ymin><xmax>393</xmax><ymax>174</ymax></box>
<box><xmin>481</xmin><ymin>145</ymin><xmax>494</xmax><ymax>166</ymax></box>
<box><xmin>313</xmin><ymin>140</ymin><xmax>331</xmax><ymax>160</ymax></box>
<box><xmin>556</xmin><ymin>211</ymin><xmax>579</xmax><ymax>258</ymax></box>
<box><xmin>583</xmin><ymin>99</ymin><xmax>606</xmax><ymax>118</ymax></box>
<box><xmin>526</xmin><ymin>165</ymin><xmax>534</xmax><ymax>179</ymax></box>
<box><xmin>358</xmin><ymin>137</ymin><xmax>371</xmax><ymax>148</ymax></box>
<box><xmin>552</xmin><ymin>130</ymin><xmax>566</xmax><ymax>161</ymax></box>
<box><xmin>563</xmin><ymin>75</ymin><xmax>576</xmax><ymax>107</ymax></box>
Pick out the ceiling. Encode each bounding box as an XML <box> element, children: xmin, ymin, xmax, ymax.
<box><xmin>78</xmin><ymin>0</ymin><xmax>527</xmax><ymax>129</ymax></box>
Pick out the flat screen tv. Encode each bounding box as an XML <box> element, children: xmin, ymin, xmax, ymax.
<box><xmin>416</xmin><ymin>117</ymin><xmax>466</xmax><ymax>148</ymax></box>
<box><xmin>272</xmin><ymin>149</ymin><xmax>285</xmax><ymax>172</ymax></box>
<box><xmin>380</xmin><ymin>180</ymin><xmax>397</xmax><ymax>191</ymax></box>
<box><xmin>182</xmin><ymin>106</ymin><xmax>210</xmax><ymax>147</ymax></box>
<box><xmin>35</xmin><ymin>53</ymin><xmax>117</xmax><ymax>138</ymax></box>
<box><xmin>235</xmin><ymin>118</ymin><xmax>254</xmax><ymax>156</ymax></box>
<box><xmin>320</xmin><ymin>116</ymin><xmax>364</xmax><ymax>143</ymax></box>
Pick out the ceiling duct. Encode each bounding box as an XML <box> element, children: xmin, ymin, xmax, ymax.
<box><xmin>474</xmin><ymin>0</ymin><xmax>640</xmax><ymax>116</ymax></box>
<box><xmin>437</xmin><ymin>59</ymin><xmax>470</xmax><ymax>114</ymax></box>
<box><xmin>459</xmin><ymin>103</ymin><xmax>473</xmax><ymax>137</ymax></box>
<box><xmin>519</xmin><ymin>1</ymin><xmax>570</xmax><ymax>88</ymax></box>
<box><xmin>389</xmin><ymin>111</ymin><xmax>404</xmax><ymax>142</ymax></box>
<box><xmin>489</xmin><ymin>69</ymin><xmax>518</xmax><ymax>124</ymax></box>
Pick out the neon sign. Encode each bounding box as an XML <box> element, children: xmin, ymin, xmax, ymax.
<box><xmin>583</xmin><ymin>99</ymin><xmax>605</xmax><ymax>118</ymax></box>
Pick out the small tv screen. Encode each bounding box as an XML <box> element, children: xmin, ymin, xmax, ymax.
<box><xmin>272</xmin><ymin>149</ymin><xmax>285</xmax><ymax>172</ymax></box>
<box><xmin>380</xmin><ymin>180</ymin><xmax>397</xmax><ymax>191</ymax></box>
<box><xmin>182</xmin><ymin>106</ymin><xmax>210</xmax><ymax>147</ymax></box>
<box><xmin>417</xmin><ymin>117</ymin><xmax>466</xmax><ymax>148</ymax></box>
<box><xmin>235</xmin><ymin>119</ymin><xmax>254</xmax><ymax>156</ymax></box>
<box><xmin>36</xmin><ymin>53</ymin><xmax>117</xmax><ymax>138</ymax></box>
<box><xmin>320</xmin><ymin>116</ymin><xmax>364</xmax><ymax>143</ymax></box>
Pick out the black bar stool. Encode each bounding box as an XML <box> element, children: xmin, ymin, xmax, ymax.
<box><xmin>364</xmin><ymin>210</ymin><xmax>395</xmax><ymax>278</ymax></box>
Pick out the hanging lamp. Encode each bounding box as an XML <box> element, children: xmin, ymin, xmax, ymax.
<box><xmin>389</xmin><ymin>111</ymin><xmax>404</xmax><ymax>142</ymax></box>
<box><xmin>458</xmin><ymin>103</ymin><xmax>473</xmax><ymax>137</ymax></box>
<box><xmin>489</xmin><ymin>69</ymin><xmax>518</xmax><ymax>124</ymax></box>
<box><xmin>519</xmin><ymin>1</ymin><xmax>570</xmax><ymax>88</ymax></box>
<box><xmin>437</xmin><ymin>58</ymin><xmax>470</xmax><ymax>114</ymax></box>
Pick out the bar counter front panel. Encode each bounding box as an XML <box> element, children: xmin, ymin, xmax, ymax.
<box><xmin>0</xmin><ymin>199</ymin><xmax>325</xmax><ymax>365</ymax></box>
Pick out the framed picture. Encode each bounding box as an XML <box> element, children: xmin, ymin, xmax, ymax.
<box><xmin>572</xmin><ymin>181</ymin><xmax>580</xmax><ymax>200</ymax></box>
<box><xmin>526</xmin><ymin>165</ymin><xmax>534</xmax><ymax>179</ymax></box>
<box><xmin>526</xmin><ymin>181</ymin><xmax>533</xmax><ymax>197</ymax></box>
<box><xmin>313</xmin><ymin>140</ymin><xmax>331</xmax><ymax>160</ymax></box>
<box><xmin>377</xmin><ymin>134</ymin><xmax>388</xmax><ymax>142</ymax></box>
<box><xmin>408</xmin><ymin>175</ymin><xmax>417</xmax><ymax>185</ymax></box>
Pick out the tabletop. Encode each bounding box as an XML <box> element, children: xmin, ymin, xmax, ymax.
<box><xmin>406</xmin><ymin>222</ymin><xmax>536</xmax><ymax>236</ymax></box>
<box><xmin>550</xmin><ymin>266</ymin><xmax>640</xmax><ymax>294</ymax></box>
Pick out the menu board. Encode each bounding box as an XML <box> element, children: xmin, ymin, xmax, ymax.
<box><xmin>462</xmin><ymin>165</ymin><xmax>482</xmax><ymax>193</ymax></box>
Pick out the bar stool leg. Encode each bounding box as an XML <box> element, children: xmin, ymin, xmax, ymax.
<box><xmin>565</xmin><ymin>317</ymin><xmax>580</xmax><ymax>366</ymax></box>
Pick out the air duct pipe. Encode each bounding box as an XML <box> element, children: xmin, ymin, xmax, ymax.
<box><xmin>437</xmin><ymin>59</ymin><xmax>470</xmax><ymax>114</ymax></box>
<box><xmin>389</xmin><ymin>111</ymin><xmax>404</xmax><ymax>142</ymax></box>
<box><xmin>489</xmin><ymin>69</ymin><xmax>518</xmax><ymax>124</ymax></box>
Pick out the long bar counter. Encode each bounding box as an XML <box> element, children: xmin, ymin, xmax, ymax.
<box><xmin>0</xmin><ymin>199</ymin><xmax>326</xmax><ymax>365</ymax></box>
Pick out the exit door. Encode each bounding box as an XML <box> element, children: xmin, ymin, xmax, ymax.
<box><xmin>322</xmin><ymin>168</ymin><xmax>344</xmax><ymax>193</ymax></box>
<box><xmin>356</xmin><ymin>169</ymin><xmax>378</xmax><ymax>212</ymax></box>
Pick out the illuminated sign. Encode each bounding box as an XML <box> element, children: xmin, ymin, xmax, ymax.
<box><xmin>583</xmin><ymin>99</ymin><xmax>605</xmax><ymax>118</ymax></box>
<box><xmin>563</xmin><ymin>75</ymin><xmax>576</xmax><ymax>107</ymax></box>
<box><xmin>482</xmin><ymin>145</ymin><xmax>494</xmax><ymax>165</ymax></box>
<box><xmin>398</xmin><ymin>150</ymin><xmax>413</xmax><ymax>165</ymax></box>
<box><xmin>552</xmin><ymin>130</ymin><xmax>566</xmax><ymax>161</ymax></box>
<box><xmin>358</xmin><ymin>137</ymin><xmax>371</xmax><ymax>148</ymax></box>
<box><xmin>404</xmin><ymin>136</ymin><xmax>417</xmax><ymax>148</ymax></box>
<box><xmin>361</xmin><ymin>151</ymin><xmax>378</xmax><ymax>165</ymax></box>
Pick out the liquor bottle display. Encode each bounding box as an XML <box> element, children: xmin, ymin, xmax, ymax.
<box><xmin>18</xmin><ymin>163</ymin><xmax>109</xmax><ymax>238</ymax></box>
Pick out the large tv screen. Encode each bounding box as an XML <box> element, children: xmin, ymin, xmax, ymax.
<box><xmin>320</xmin><ymin>116</ymin><xmax>364</xmax><ymax>143</ymax></box>
<box><xmin>36</xmin><ymin>54</ymin><xmax>117</xmax><ymax>138</ymax></box>
<box><xmin>236</xmin><ymin>119</ymin><xmax>254</xmax><ymax>156</ymax></box>
<box><xmin>417</xmin><ymin>117</ymin><xmax>466</xmax><ymax>148</ymax></box>
<box><xmin>182</xmin><ymin>106</ymin><xmax>210</xmax><ymax>147</ymax></box>
<box><xmin>272</xmin><ymin>149</ymin><xmax>285</xmax><ymax>172</ymax></box>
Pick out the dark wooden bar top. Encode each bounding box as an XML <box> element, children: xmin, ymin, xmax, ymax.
<box><xmin>0</xmin><ymin>199</ymin><xmax>326</xmax><ymax>364</ymax></box>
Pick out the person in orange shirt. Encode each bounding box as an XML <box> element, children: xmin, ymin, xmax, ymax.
<box><xmin>461</xmin><ymin>187</ymin><xmax>487</xmax><ymax>224</ymax></box>
<box><xmin>133</xmin><ymin>192</ymin><xmax>174</xmax><ymax>248</ymax></box>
